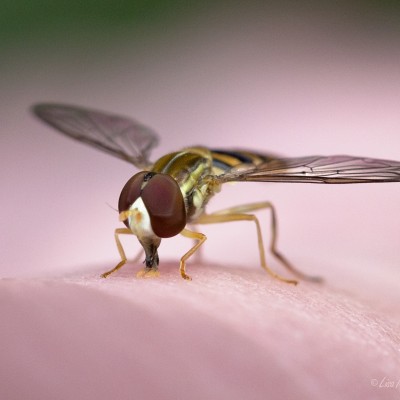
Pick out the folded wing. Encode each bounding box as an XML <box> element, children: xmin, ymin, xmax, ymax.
<box><xmin>217</xmin><ymin>155</ymin><xmax>400</xmax><ymax>184</ymax></box>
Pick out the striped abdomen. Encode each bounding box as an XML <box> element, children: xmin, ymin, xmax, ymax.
<box><xmin>210</xmin><ymin>149</ymin><xmax>275</xmax><ymax>174</ymax></box>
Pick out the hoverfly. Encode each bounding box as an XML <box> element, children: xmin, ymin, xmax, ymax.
<box><xmin>32</xmin><ymin>103</ymin><xmax>400</xmax><ymax>284</ymax></box>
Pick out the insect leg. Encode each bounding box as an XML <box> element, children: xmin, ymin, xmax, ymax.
<box><xmin>101</xmin><ymin>228</ymin><xmax>143</xmax><ymax>278</ymax></box>
<box><xmin>179</xmin><ymin>229</ymin><xmax>207</xmax><ymax>280</ymax></box>
<box><xmin>194</xmin><ymin>210</ymin><xmax>297</xmax><ymax>285</ymax></box>
<box><xmin>187</xmin><ymin>225</ymin><xmax>206</xmax><ymax>263</ymax></box>
<box><xmin>209</xmin><ymin>202</ymin><xmax>322</xmax><ymax>283</ymax></box>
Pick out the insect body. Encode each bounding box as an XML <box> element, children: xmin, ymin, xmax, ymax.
<box><xmin>32</xmin><ymin>103</ymin><xmax>400</xmax><ymax>284</ymax></box>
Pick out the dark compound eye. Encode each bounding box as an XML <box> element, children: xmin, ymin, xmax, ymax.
<box><xmin>141</xmin><ymin>174</ymin><xmax>186</xmax><ymax>238</ymax></box>
<box><xmin>118</xmin><ymin>172</ymin><xmax>187</xmax><ymax>237</ymax></box>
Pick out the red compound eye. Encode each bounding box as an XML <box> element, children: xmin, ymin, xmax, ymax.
<box><xmin>141</xmin><ymin>174</ymin><xmax>186</xmax><ymax>238</ymax></box>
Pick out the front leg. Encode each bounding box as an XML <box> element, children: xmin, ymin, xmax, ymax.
<box><xmin>179</xmin><ymin>229</ymin><xmax>207</xmax><ymax>280</ymax></box>
<box><xmin>101</xmin><ymin>228</ymin><xmax>144</xmax><ymax>278</ymax></box>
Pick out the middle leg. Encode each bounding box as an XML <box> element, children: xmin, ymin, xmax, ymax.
<box><xmin>194</xmin><ymin>208</ymin><xmax>298</xmax><ymax>285</ymax></box>
<box><xmin>209</xmin><ymin>202</ymin><xmax>322</xmax><ymax>282</ymax></box>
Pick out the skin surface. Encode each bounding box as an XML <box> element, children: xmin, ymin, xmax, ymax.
<box><xmin>1</xmin><ymin>260</ymin><xmax>400</xmax><ymax>400</ymax></box>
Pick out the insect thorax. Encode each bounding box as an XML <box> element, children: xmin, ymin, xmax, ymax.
<box><xmin>151</xmin><ymin>147</ymin><xmax>219</xmax><ymax>221</ymax></box>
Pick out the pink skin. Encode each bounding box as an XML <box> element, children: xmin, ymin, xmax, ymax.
<box><xmin>1</xmin><ymin>259</ymin><xmax>400</xmax><ymax>400</ymax></box>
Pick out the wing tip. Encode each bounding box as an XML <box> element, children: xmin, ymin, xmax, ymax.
<box><xmin>31</xmin><ymin>103</ymin><xmax>47</xmax><ymax>118</ymax></box>
<box><xmin>31</xmin><ymin>102</ymin><xmax>63</xmax><ymax>121</ymax></box>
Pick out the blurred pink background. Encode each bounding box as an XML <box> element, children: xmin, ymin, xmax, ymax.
<box><xmin>1</xmin><ymin>2</ymin><xmax>400</xmax><ymax>399</ymax></box>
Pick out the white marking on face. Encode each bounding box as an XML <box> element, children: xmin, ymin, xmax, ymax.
<box><xmin>128</xmin><ymin>197</ymin><xmax>156</xmax><ymax>238</ymax></box>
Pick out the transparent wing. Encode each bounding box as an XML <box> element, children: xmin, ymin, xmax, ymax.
<box><xmin>217</xmin><ymin>155</ymin><xmax>400</xmax><ymax>184</ymax></box>
<box><xmin>32</xmin><ymin>103</ymin><xmax>159</xmax><ymax>168</ymax></box>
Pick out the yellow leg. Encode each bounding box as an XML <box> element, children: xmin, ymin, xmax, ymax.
<box><xmin>179</xmin><ymin>229</ymin><xmax>207</xmax><ymax>280</ymax></box>
<box><xmin>211</xmin><ymin>202</ymin><xmax>322</xmax><ymax>283</ymax></box>
<box><xmin>101</xmin><ymin>228</ymin><xmax>143</xmax><ymax>278</ymax></box>
<box><xmin>194</xmin><ymin>202</ymin><xmax>322</xmax><ymax>285</ymax></box>
<box><xmin>186</xmin><ymin>225</ymin><xmax>206</xmax><ymax>264</ymax></box>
